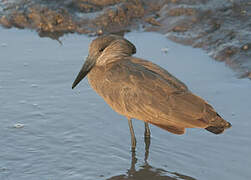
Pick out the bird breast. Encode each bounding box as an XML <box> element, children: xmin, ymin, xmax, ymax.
<box><xmin>87</xmin><ymin>65</ymin><xmax>127</xmax><ymax>115</ymax></box>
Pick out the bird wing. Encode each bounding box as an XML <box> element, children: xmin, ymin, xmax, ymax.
<box><xmin>130</xmin><ymin>58</ymin><xmax>188</xmax><ymax>91</ymax></box>
<box><xmin>103</xmin><ymin>59</ymin><xmax>210</xmax><ymax>134</ymax></box>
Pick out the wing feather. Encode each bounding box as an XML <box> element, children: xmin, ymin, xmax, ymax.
<box><xmin>101</xmin><ymin>59</ymin><xmax>210</xmax><ymax>133</ymax></box>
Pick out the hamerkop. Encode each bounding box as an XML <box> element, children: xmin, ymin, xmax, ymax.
<box><xmin>72</xmin><ymin>35</ymin><xmax>231</xmax><ymax>149</ymax></box>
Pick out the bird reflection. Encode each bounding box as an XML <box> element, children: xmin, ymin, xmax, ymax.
<box><xmin>107</xmin><ymin>137</ymin><xmax>196</xmax><ymax>180</ymax></box>
<box><xmin>38</xmin><ymin>31</ymin><xmax>63</xmax><ymax>44</ymax></box>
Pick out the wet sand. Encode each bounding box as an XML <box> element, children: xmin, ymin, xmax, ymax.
<box><xmin>0</xmin><ymin>27</ymin><xmax>251</xmax><ymax>180</ymax></box>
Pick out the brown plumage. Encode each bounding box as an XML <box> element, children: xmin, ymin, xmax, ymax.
<box><xmin>72</xmin><ymin>35</ymin><xmax>231</xmax><ymax>149</ymax></box>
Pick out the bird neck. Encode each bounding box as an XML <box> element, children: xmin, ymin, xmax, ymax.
<box><xmin>96</xmin><ymin>51</ymin><xmax>130</xmax><ymax>66</ymax></box>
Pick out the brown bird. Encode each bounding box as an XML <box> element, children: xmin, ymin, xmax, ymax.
<box><xmin>72</xmin><ymin>35</ymin><xmax>231</xmax><ymax>150</ymax></box>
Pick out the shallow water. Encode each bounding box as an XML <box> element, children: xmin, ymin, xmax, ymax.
<box><xmin>0</xmin><ymin>28</ymin><xmax>250</xmax><ymax>180</ymax></box>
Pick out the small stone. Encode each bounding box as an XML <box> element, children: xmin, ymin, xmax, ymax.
<box><xmin>172</xmin><ymin>25</ymin><xmax>188</xmax><ymax>32</ymax></box>
<box><xmin>0</xmin><ymin>16</ymin><xmax>11</xmax><ymax>28</ymax></box>
<box><xmin>14</xmin><ymin>123</ymin><xmax>24</xmax><ymax>128</ymax></box>
<box><xmin>242</xmin><ymin>44</ymin><xmax>248</xmax><ymax>50</ymax></box>
<box><xmin>56</xmin><ymin>15</ymin><xmax>63</xmax><ymax>24</ymax></box>
<box><xmin>68</xmin><ymin>25</ymin><xmax>74</xmax><ymax>30</ymax></box>
<box><xmin>145</xmin><ymin>17</ymin><xmax>161</xmax><ymax>26</ymax></box>
<box><xmin>161</xmin><ymin>48</ymin><xmax>169</xmax><ymax>54</ymax></box>
<box><xmin>97</xmin><ymin>29</ymin><xmax>103</xmax><ymax>35</ymax></box>
<box><xmin>241</xmin><ymin>10</ymin><xmax>247</xmax><ymax>15</ymax></box>
<box><xmin>248</xmin><ymin>72</ymin><xmax>251</xmax><ymax>79</ymax></box>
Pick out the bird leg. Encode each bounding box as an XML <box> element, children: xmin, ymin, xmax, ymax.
<box><xmin>144</xmin><ymin>122</ymin><xmax>151</xmax><ymax>138</ymax></box>
<box><xmin>144</xmin><ymin>132</ymin><xmax>151</xmax><ymax>162</ymax></box>
<box><xmin>128</xmin><ymin>150</ymin><xmax>137</xmax><ymax>176</ymax></box>
<box><xmin>127</xmin><ymin>118</ymin><xmax>136</xmax><ymax>151</ymax></box>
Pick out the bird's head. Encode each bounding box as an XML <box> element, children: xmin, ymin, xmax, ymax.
<box><xmin>72</xmin><ymin>35</ymin><xmax>136</xmax><ymax>89</ymax></box>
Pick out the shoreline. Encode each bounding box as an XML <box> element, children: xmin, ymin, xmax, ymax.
<box><xmin>0</xmin><ymin>0</ymin><xmax>250</xmax><ymax>79</ymax></box>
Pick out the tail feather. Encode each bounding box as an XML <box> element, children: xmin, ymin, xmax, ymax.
<box><xmin>205</xmin><ymin>113</ymin><xmax>232</xmax><ymax>134</ymax></box>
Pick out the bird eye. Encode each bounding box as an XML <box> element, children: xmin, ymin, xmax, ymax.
<box><xmin>99</xmin><ymin>47</ymin><xmax>105</xmax><ymax>52</ymax></box>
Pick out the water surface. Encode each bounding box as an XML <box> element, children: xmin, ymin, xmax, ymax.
<box><xmin>0</xmin><ymin>28</ymin><xmax>250</xmax><ymax>180</ymax></box>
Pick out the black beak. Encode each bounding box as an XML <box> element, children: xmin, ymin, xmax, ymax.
<box><xmin>72</xmin><ymin>56</ymin><xmax>95</xmax><ymax>89</ymax></box>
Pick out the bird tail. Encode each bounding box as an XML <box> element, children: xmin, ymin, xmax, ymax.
<box><xmin>205</xmin><ymin>113</ymin><xmax>232</xmax><ymax>134</ymax></box>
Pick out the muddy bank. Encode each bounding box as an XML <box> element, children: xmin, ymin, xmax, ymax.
<box><xmin>0</xmin><ymin>0</ymin><xmax>250</xmax><ymax>78</ymax></box>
